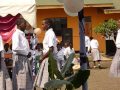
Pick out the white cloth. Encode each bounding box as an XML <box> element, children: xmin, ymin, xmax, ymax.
<box><xmin>90</xmin><ymin>39</ymin><xmax>99</xmax><ymax>49</ymax></box>
<box><xmin>43</xmin><ymin>28</ymin><xmax>57</xmax><ymax>55</ymax></box>
<box><xmin>0</xmin><ymin>0</ymin><xmax>36</xmax><ymax>27</ymax></box>
<box><xmin>85</xmin><ymin>35</ymin><xmax>90</xmax><ymax>51</ymax></box>
<box><xmin>12</xmin><ymin>28</ymin><xmax>30</xmax><ymax>55</ymax></box>
<box><xmin>116</xmin><ymin>29</ymin><xmax>120</xmax><ymax>48</ymax></box>
<box><xmin>0</xmin><ymin>35</ymin><xmax>4</xmax><ymax>52</ymax></box>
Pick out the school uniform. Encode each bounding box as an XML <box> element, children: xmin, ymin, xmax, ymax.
<box><xmin>90</xmin><ymin>39</ymin><xmax>101</xmax><ymax>61</ymax></box>
<box><xmin>110</xmin><ymin>29</ymin><xmax>120</xmax><ymax>77</ymax></box>
<box><xmin>35</xmin><ymin>28</ymin><xmax>57</xmax><ymax>88</ymax></box>
<box><xmin>12</xmin><ymin>29</ymin><xmax>33</xmax><ymax>90</ymax></box>
<box><xmin>85</xmin><ymin>35</ymin><xmax>90</xmax><ymax>53</ymax></box>
<box><xmin>0</xmin><ymin>35</ymin><xmax>13</xmax><ymax>90</ymax></box>
<box><xmin>56</xmin><ymin>47</ymin><xmax>65</xmax><ymax>71</ymax></box>
<box><xmin>64</xmin><ymin>46</ymin><xmax>75</xmax><ymax>59</ymax></box>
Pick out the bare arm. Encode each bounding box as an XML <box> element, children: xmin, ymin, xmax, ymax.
<box><xmin>40</xmin><ymin>46</ymin><xmax>54</xmax><ymax>62</ymax></box>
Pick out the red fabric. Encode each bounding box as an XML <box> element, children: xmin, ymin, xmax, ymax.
<box><xmin>0</xmin><ymin>14</ymin><xmax>20</xmax><ymax>43</ymax></box>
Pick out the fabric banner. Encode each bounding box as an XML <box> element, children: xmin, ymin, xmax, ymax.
<box><xmin>0</xmin><ymin>14</ymin><xmax>20</xmax><ymax>43</ymax></box>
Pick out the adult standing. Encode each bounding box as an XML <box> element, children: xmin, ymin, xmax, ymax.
<box><xmin>0</xmin><ymin>35</ymin><xmax>13</xmax><ymax>90</ymax></box>
<box><xmin>90</xmin><ymin>37</ymin><xmax>101</xmax><ymax>68</ymax></box>
<box><xmin>12</xmin><ymin>18</ymin><xmax>33</xmax><ymax>90</ymax></box>
<box><xmin>110</xmin><ymin>20</ymin><xmax>120</xmax><ymax>77</ymax></box>
<box><xmin>35</xmin><ymin>18</ymin><xmax>58</xmax><ymax>90</ymax></box>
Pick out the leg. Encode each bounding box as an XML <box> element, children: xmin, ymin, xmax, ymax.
<box><xmin>93</xmin><ymin>61</ymin><xmax>96</xmax><ymax>68</ymax></box>
<box><xmin>97</xmin><ymin>60</ymin><xmax>102</xmax><ymax>69</ymax></box>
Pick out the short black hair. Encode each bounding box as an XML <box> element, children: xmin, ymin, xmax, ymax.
<box><xmin>44</xmin><ymin>18</ymin><xmax>53</xmax><ymax>28</ymax></box>
<box><xmin>16</xmin><ymin>18</ymin><xmax>26</xmax><ymax>26</ymax></box>
<box><xmin>90</xmin><ymin>36</ymin><xmax>93</xmax><ymax>40</ymax></box>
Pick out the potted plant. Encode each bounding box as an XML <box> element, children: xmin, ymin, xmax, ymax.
<box><xmin>42</xmin><ymin>52</ymin><xmax>90</xmax><ymax>90</ymax></box>
<box><xmin>94</xmin><ymin>19</ymin><xmax>118</xmax><ymax>56</ymax></box>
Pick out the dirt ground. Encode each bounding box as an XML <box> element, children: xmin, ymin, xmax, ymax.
<box><xmin>37</xmin><ymin>60</ymin><xmax>120</xmax><ymax>90</ymax></box>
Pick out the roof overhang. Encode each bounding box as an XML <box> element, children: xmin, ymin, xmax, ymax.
<box><xmin>104</xmin><ymin>9</ymin><xmax>120</xmax><ymax>14</ymax></box>
<box><xmin>36</xmin><ymin>5</ymin><xmax>63</xmax><ymax>9</ymax></box>
<box><xmin>84</xmin><ymin>3</ymin><xmax>113</xmax><ymax>8</ymax></box>
<box><xmin>36</xmin><ymin>3</ymin><xmax>114</xmax><ymax>9</ymax></box>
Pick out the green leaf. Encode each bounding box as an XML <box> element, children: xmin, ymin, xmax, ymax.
<box><xmin>94</xmin><ymin>18</ymin><xmax>117</xmax><ymax>37</ymax></box>
<box><xmin>44</xmin><ymin>79</ymin><xmax>73</xmax><ymax>90</ymax></box>
<box><xmin>48</xmin><ymin>52</ymin><xmax>63</xmax><ymax>80</ymax></box>
<box><xmin>61</xmin><ymin>53</ymin><xmax>75</xmax><ymax>77</ymax></box>
<box><xmin>66</xmin><ymin>70</ymin><xmax>90</xmax><ymax>89</ymax></box>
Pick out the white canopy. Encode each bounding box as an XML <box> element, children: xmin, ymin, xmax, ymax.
<box><xmin>0</xmin><ymin>0</ymin><xmax>36</xmax><ymax>27</ymax></box>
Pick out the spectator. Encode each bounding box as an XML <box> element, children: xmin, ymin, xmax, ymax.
<box><xmin>90</xmin><ymin>37</ymin><xmax>101</xmax><ymax>69</ymax></box>
<box><xmin>12</xmin><ymin>18</ymin><xmax>33</xmax><ymax>90</ymax></box>
<box><xmin>110</xmin><ymin>19</ymin><xmax>120</xmax><ymax>77</ymax></box>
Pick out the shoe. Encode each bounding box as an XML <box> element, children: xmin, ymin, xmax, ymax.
<box><xmin>98</xmin><ymin>64</ymin><xmax>102</xmax><ymax>69</ymax></box>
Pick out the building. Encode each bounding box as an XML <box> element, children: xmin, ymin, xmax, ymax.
<box><xmin>36</xmin><ymin>0</ymin><xmax>120</xmax><ymax>53</ymax></box>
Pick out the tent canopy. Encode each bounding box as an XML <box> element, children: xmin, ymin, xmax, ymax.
<box><xmin>0</xmin><ymin>0</ymin><xmax>36</xmax><ymax>27</ymax></box>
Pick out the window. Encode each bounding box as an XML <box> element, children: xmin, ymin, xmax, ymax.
<box><xmin>50</xmin><ymin>17</ymin><xmax>67</xmax><ymax>36</ymax></box>
<box><xmin>84</xmin><ymin>16</ymin><xmax>92</xmax><ymax>36</ymax></box>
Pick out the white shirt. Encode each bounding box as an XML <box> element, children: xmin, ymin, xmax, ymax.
<box><xmin>57</xmin><ymin>47</ymin><xmax>65</xmax><ymax>61</ymax></box>
<box><xmin>43</xmin><ymin>28</ymin><xmax>57</xmax><ymax>55</ymax></box>
<box><xmin>30</xmin><ymin>36</ymin><xmax>38</xmax><ymax>50</ymax></box>
<box><xmin>85</xmin><ymin>36</ymin><xmax>90</xmax><ymax>47</ymax></box>
<box><xmin>12</xmin><ymin>28</ymin><xmax>30</xmax><ymax>55</ymax></box>
<box><xmin>85</xmin><ymin>36</ymin><xmax>90</xmax><ymax>51</ymax></box>
<box><xmin>116</xmin><ymin>29</ymin><xmax>120</xmax><ymax>48</ymax></box>
<box><xmin>0</xmin><ymin>35</ymin><xmax>4</xmax><ymax>51</ymax></box>
<box><xmin>90</xmin><ymin>39</ymin><xmax>99</xmax><ymax>49</ymax></box>
<box><xmin>64</xmin><ymin>46</ymin><xmax>74</xmax><ymax>59</ymax></box>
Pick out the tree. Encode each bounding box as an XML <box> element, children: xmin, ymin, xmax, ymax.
<box><xmin>94</xmin><ymin>19</ymin><xmax>117</xmax><ymax>39</ymax></box>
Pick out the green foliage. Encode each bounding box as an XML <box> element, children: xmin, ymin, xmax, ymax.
<box><xmin>61</xmin><ymin>53</ymin><xmax>75</xmax><ymax>77</ymax></box>
<box><xmin>66</xmin><ymin>70</ymin><xmax>90</xmax><ymax>89</ymax></box>
<box><xmin>45</xmin><ymin>80</ymin><xmax>72</xmax><ymax>90</ymax></box>
<box><xmin>94</xmin><ymin>19</ymin><xmax>117</xmax><ymax>37</ymax></box>
<box><xmin>45</xmin><ymin>52</ymin><xmax>90</xmax><ymax>90</ymax></box>
<box><xmin>48</xmin><ymin>52</ymin><xmax>63</xmax><ymax>80</ymax></box>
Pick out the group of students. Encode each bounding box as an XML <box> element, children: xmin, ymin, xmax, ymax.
<box><xmin>0</xmin><ymin>18</ymin><xmax>76</xmax><ymax>90</ymax></box>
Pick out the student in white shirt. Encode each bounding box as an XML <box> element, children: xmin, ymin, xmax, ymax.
<box><xmin>30</xmin><ymin>33</ymin><xmax>38</xmax><ymax>50</ymax></box>
<box><xmin>85</xmin><ymin>35</ymin><xmax>90</xmax><ymax>54</ymax></box>
<box><xmin>56</xmin><ymin>42</ymin><xmax>66</xmax><ymax>71</ymax></box>
<box><xmin>0</xmin><ymin>35</ymin><xmax>13</xmax><ymax>90</ymax></box>
<box><xmin>110</xmin><ymin>20</ymin><xmax>120</xmax><ymax>77</ymax></box>
<box><xmin>12</xmin><ymin>18</ymin><xmax>33</xmax><ymax>90</ymax></box>
<box><xmin>90</xmin><ymin>37</ymin><xmax>101</xmax><ymax>68</ymax></box>
<box><xmin>64</xmin><ymin>41</ymin><xmax>75</xmax><ymax>60</ymax></box>
<box><xmin>35</xmin><ymin>18</ymin><xmax>59</xmax><ymax>90</ymax></box>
